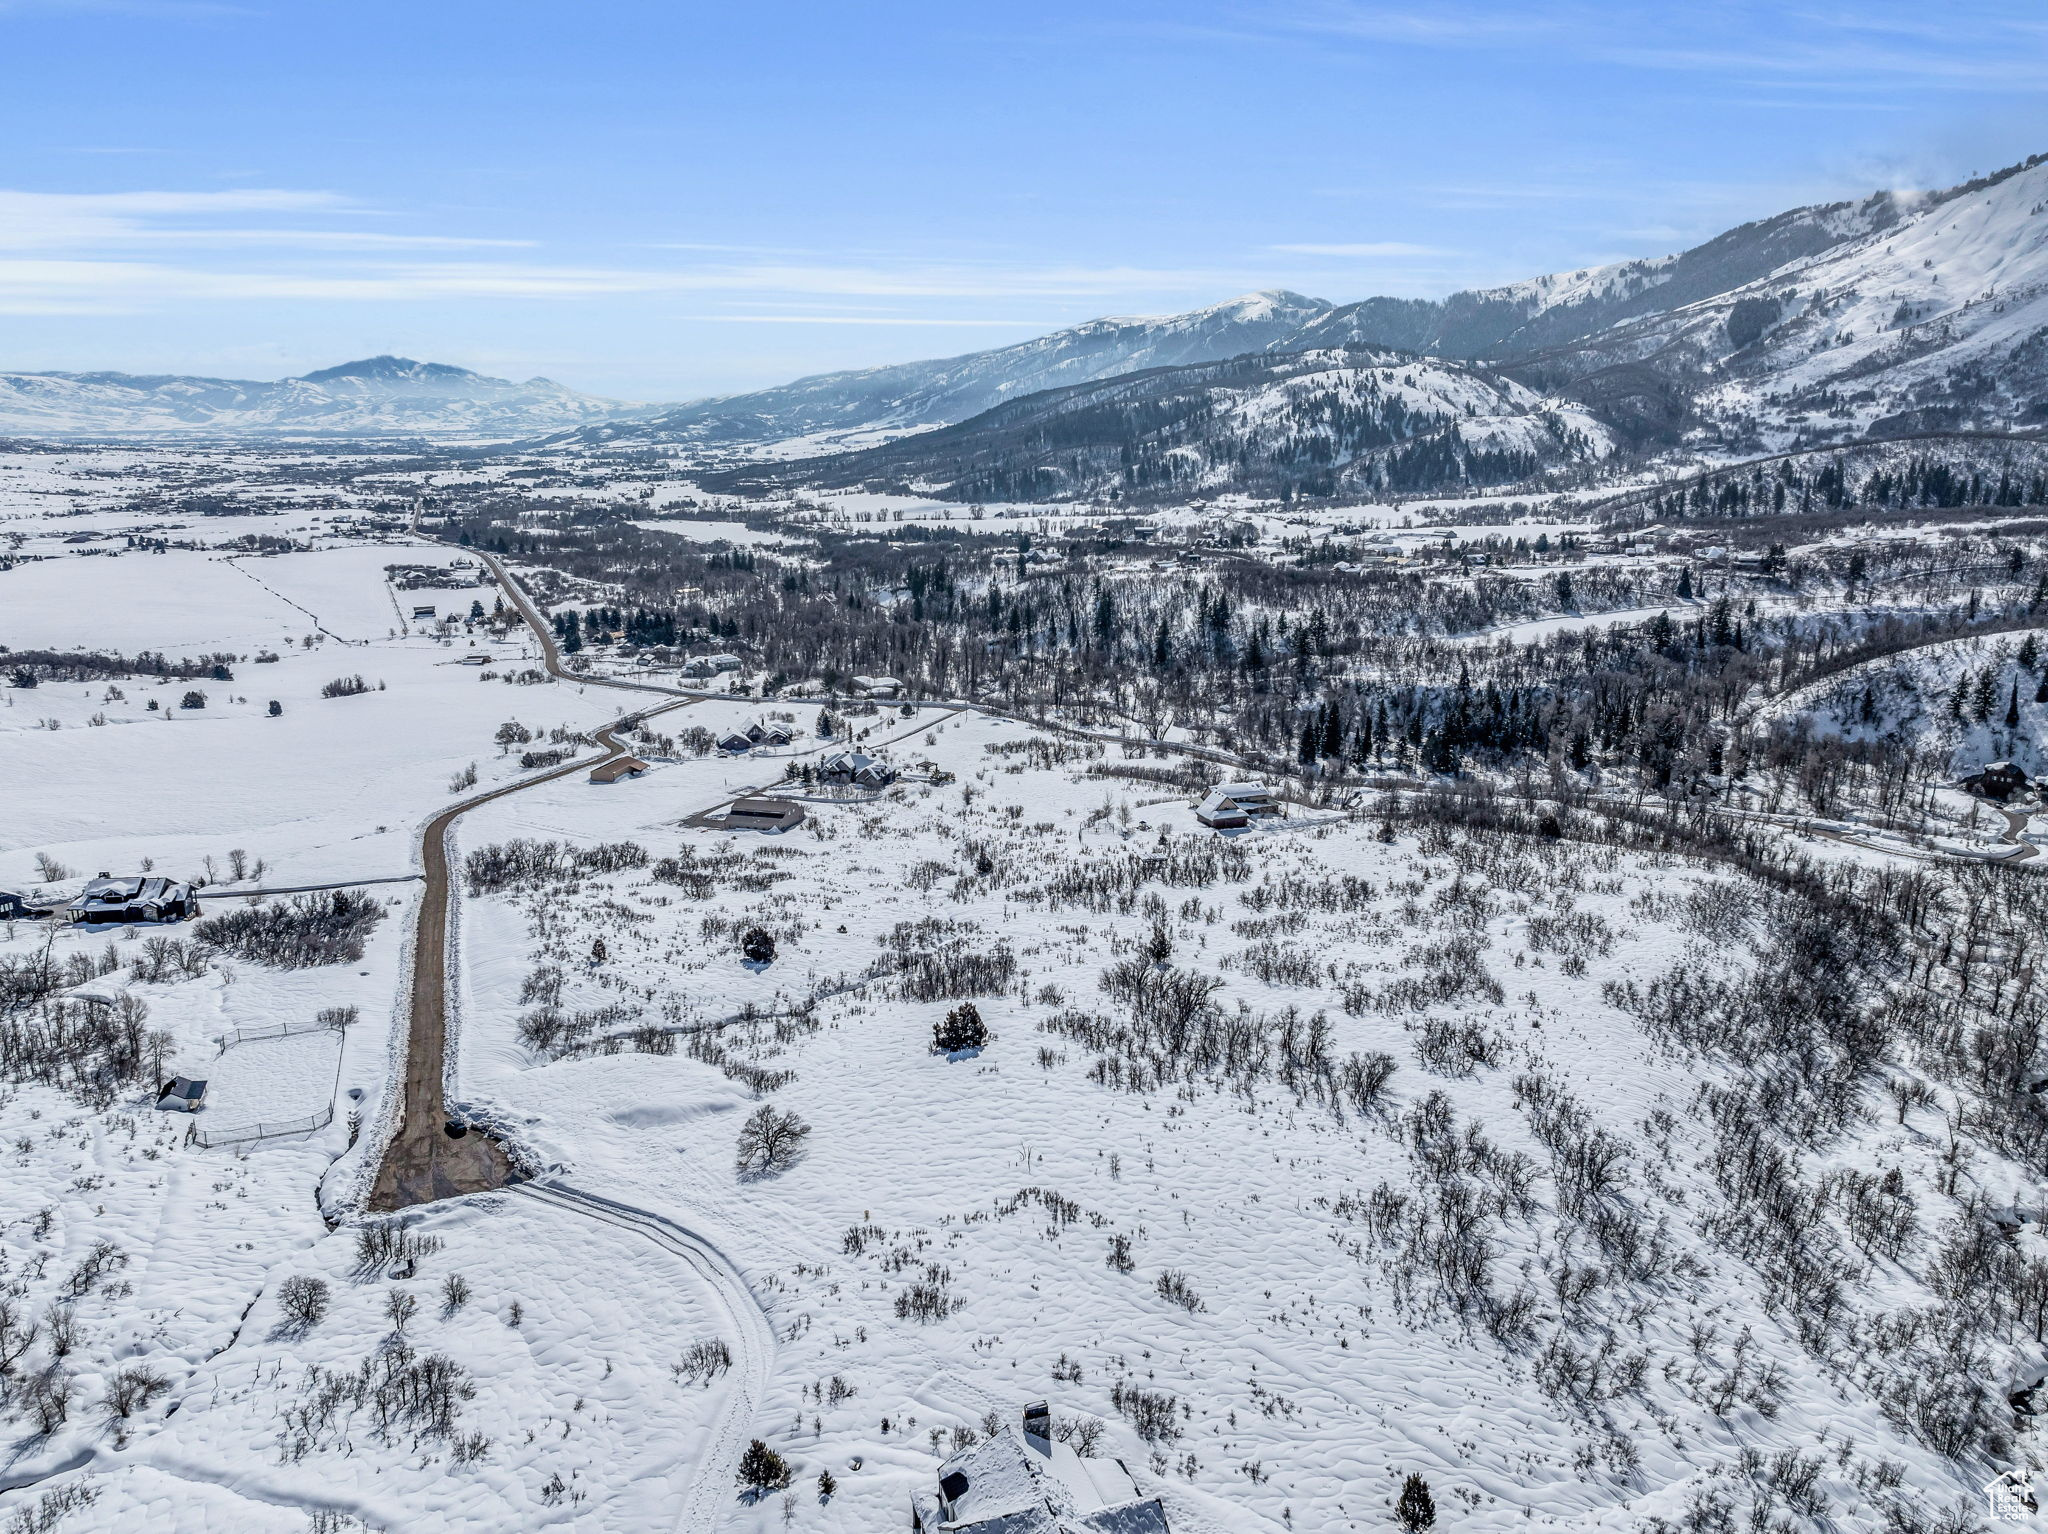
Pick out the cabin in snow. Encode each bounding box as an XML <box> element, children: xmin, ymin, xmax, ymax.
<box><xmin>745</xmin><ymin>720</ymin><xmax>795</xmax><ymax>747</ymax></box>
<box><xmin>69</xmin><ymin>876</ymin><xmax>197</xmax><ymax>925</ymax></box>
<box><xmin>589</xmin><ymin>756</ymin><xmax>650</xmax><ymax>784</ymax></box>
<box><xmin>716</xmin><ymin>731</ymin><xmax>755</xmax><ymax>754</ymax></box>
<box><xmin>410</xmin><ymin>604</ymin><xmax>437</xmax><ymax>621</ymax></box>
<box><xmin>0</xmin><ymin>890</ymin><xmax>46</xmax><ymax>920</ymax></box>
<box><xmin>1194</xmin><ymin>782</ymin><xmax>1281</xmax><ymax>829</ymax></box>
<box><xmin>1962</xmin><ymin>761</ymin><xmax>2030</xmax><ymax>801</ymax></box>
<box><xmin>819</xmin><ymin>750</ymin><xmax>897</xmax><ymax>789</ymax></box>
<box><xmin>155</xmin><ymin>1076</ymin><xmax>207</xmax><ymax>1113</ymax></box>
<box><xmin>911</xmin><ymin>1402</ymin><xmax>1168</xmax><ymax>1533</ymax></box>
<box><xmin>851</xmin><ymin>674</ymin><xmax>904</xmax><ymax>697</ymax></box>
<box><xmin>682</xmin><ymin>652</ymin><xmax>744</xmax><ymax>678</ymax></box>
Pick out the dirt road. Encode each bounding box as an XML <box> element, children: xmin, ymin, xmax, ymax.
<box><xmin>367</xmin><ymin>696</ymin><xmax>695</xmax><ymax>1211</ymax></box>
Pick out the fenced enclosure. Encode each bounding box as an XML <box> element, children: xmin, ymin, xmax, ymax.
<box><xmin>213</xmin><ymin>1016</ymin><xmax>348</xmax><ymax>1054</ymax></box>
<box><xmin>190</xmin><ymin>1102</ymin><xmax>334</xmax><ymax>1148</ymax></box>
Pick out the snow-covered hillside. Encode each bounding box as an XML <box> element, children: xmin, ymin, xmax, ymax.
<box><xmin>0</xmin><ymin>355</ymin><xmax>643</xmax><ymax>438</ymax></box>
<box><xmin>707</xmin><ymin>347</ymin><xmax>1615</xmax><ymax>503</ymax></box>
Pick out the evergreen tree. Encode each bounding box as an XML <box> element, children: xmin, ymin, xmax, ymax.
<box><xmin>818</xmin><ymin>1469</ymin><xmax>836</xmax><ymax>1501</ymax></box>
<box><xmin>2008</xmin><ymin>683</ymin><xmax>2023</xmax><ymax>730</ymax></box>
<box><xmin>935</xmin><ymin>1003</ymin><xmax>990</xmax><ymax>1053</ymax></box>
<box><xmin>1676</xmin><ymin>567</ymin><xmax>1694</xmax><ymax>601</ymax></box>
<box><xmin>1396</xmin><ymin>1472</ymin><xmax>1436</xmax><ymax>1531</ymax></box>
<box><xmin>737</xmin><ymin>1440</ymin><xmax>792</xmax><ymax>1495</ymax></box>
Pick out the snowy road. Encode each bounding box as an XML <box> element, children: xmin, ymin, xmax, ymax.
<box><xmin>513</xmin><ymin>1181</ymin><xmax>774</xmax><ymax>1533</ymax></box>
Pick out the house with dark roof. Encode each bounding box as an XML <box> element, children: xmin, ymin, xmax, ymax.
<box><xmin>69</xmin><ymin>876</ymin><xmax>197</xmax><ymax>925</ymax></box>
<box><xmin>0</xmin><ymin>890</ymin><xmax>47</xmax><ymax>920</ymax></box>
<box><xmin>819</xmin><ymin>750</ymin><xmax>897</xmax><ymax>789</ymax></box>
<box><xmin>1961</xmin><ymin>760</ymin><xmax>2030</xmax><ymax>801</ymax></box>
<box><xmin>721</xmin><ymin>797</ymin><xmax>805</xmax><ymax>833</ymax></box>
<box><xmin>1194</xmin><ymin>782</ymin><xmax>1281</xmax><ymax>829</ymax></box>
<box><xmin>155</xmin><ymin>1076</ymin><xmax>207</xmax><ymax>1113</ymax></box>
<box><xmin>589</xmin><ymin>756</ymin><xmax>650</xmax><ymax>784</ymax></box>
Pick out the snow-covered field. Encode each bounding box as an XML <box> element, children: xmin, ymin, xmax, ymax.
<box><xmin>0</xmin><ymin>449</ymin><xmax>2033</xmax><ymax>1534</ymax></box>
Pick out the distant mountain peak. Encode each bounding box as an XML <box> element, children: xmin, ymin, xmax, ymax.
<box><xmin>297</xmin><ymin>355</ymin><xmax>490</xmax><ymax>386</ymax></box>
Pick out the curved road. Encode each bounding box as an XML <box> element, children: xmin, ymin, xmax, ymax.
<box><xmin>515</xmin><ymin>1181</ymin><xmax>775</xmax><ymax>1532</ymax></box>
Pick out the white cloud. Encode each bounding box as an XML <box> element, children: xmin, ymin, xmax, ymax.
<box><xmin>1267</xmin><ymin>241</ymin><xmax>1445</xmax><ymax>256</ymax></box>
<box><xmin>0</xmin><ymin>189</ymin><xmax>530</xmax><ymax>252</ymax></box>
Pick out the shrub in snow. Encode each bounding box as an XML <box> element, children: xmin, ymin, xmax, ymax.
<box><xmin>1154</xmin><ymin>1269</ymin><xmax>1204</xmax><ymax>1312</ymax></box>
<box><xmin>102</xmin><ymin>1364</ymin><xmax>170</xmax><ymax>1421</ymax></box>
<box><xmin>740</xmin><ymin>926</ymin><xmax>776</xmax><ymax>963</ymax></box>
<box><xmin>321</xmin><ymin>674</ymin><xmax>370</xmax><ymax>698</ymax></box>
<box><xmin>352</xmin><ymin>1217</ymin><xmax>443</xmax><ymax>1276</ymax></box>
<box><xmin>196</xmin><ymin>890</ymin><xmax>384</xmax><ymax>969</ymax></box>
<box><xmin>933</xmin><ymin>1002</ymin><xmax>989</xmax><ymax>1053</ymax></box>
<box><xmin>276</xmin><ymin>1275</ymin><xmax>331</xmax><ymax>1333</ymax></box>
<box><xmin>179</xmin><ymin>690</ymin><xmax>206</xmax><ymax>709</ymax></box>
<box><xmin>734</xmin><ymin>1104</ymin><xmax>810</xmax><ymax>1175</ymax></box>
<box><xmin>672</xmin><ymin>1339</ymin><xmax>733</xmax><ymax>1386</ymax></box>
<box><xmin>1109</xmin><ymin>1381</ymin><xmax>1181</xmax><ymax>1443</ymax></box>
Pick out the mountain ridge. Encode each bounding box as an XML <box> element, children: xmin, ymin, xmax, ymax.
<box><xmin>0</xmin><ymin>355</ymin><xmax>642</xmax><ymax>437</ymax></box>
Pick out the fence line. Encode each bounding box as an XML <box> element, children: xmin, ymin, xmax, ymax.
<box><xmin>189</xmin><ymin>1103</ymin><xmax>334</xmax><ymax>1148</ymax></box>
<box><xmin>214</xmin><ymin>1018</ymin><xmax>346</xmax><ymax>1053</ymax></box>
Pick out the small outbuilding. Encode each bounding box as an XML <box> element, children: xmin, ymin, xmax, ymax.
<box><xmin>722</xmin><ymin>797</ymin><xmax>806</xmax><ymax>833</ymax></box>
<box><xmin>1962</xmin><ymin>761</ymin><xmax>2031</xmax><ymax>801</ymax></box>
<box><xmin>716</xmin><ymin>731</ymin><xmax>755</xmax><ymax>754</ymax></box>
<box><xmin>69</xmin><ymin>876</ymin><xmax>197</xmax><ymax>925</ymax></box>
<box><xmin>589</xmin><ymin>756</ymin><xmax>650</xmax><ymax>784</ymax></box>
<box><xmin>155</xmin><ymin>1076</ymin><xmax>207</xmax><ymax>1113</ymax></box>
<box><xmin>1194</xmin><ymin>781</ymin><xmax>1281</xmax><ymax>829</ymax></box>
<box><xmin>411</xmin><ymin>604</ymin><xmax>437</xmax><ymax>620</ymax></box>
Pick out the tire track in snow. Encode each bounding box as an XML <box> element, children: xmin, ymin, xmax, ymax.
<box><xmin>511</xmin><ymin>1180</ymin><xmax>773</xmax><ymax>1533</ymax></box>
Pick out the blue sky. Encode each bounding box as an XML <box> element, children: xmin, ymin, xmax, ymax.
<box><xmin>4</xmin><ymin>0</ymin><xmax>2047</xmax><ymax>399</ymax></box>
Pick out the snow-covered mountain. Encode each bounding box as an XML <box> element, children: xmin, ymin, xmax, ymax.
<box><xmin>704</xmin><ymin>347</ymin><xmax>1616</xmax><ymax>503</ymax></box>
<box><xmin>0</xmin><ymin>355</ymin><xmax>643</xmax><ymax>438</ymax></box>
<box><xmin>1518</xmin><ymin>153</ymin><xmax>2048</xmax><ymax>450</ymax></box>
<box><xmin>561</xmin><ymin>290</ymin><xmax>1336</xmax><ymax>446</ymax></box>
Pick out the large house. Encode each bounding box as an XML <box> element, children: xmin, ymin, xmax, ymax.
<box><xmin>69</xmin><ymin>876</ymin><xmax>198</xmax><ymax>925</ymax></box>
<box><xmin>682</xmin><ymin>652</ymin><xmax>745</xmax><ymax>678</ymax></box>
<box><xmin>912</xmin><ymin>1403</ymin><xmax>1168</xmax><ymax>1533</ymax></box>
<box><xmin>819</xmin><ymin>750</ymin><xmax>897</xmax><ymax>789</ymax></box>
<box><xmin>851</xmin><ymin>674</ymin><xmax>904</xmax><ymax>697</ymax></box>
<box><xmin>1962</xmin><ymin>760</ymin><xmax>2031</xmax><ymax>801</ymax></box>
<box><xmin>745</xmin><ymin>720</ymin><xmax>796</xmax><ymax>747</ymax></box>
<box><xmin>1193</xmin><ymin>782</ymin><xmax>1281</xmax><ymax>829</ymax></box>
<box><xmin>589</xmin><ymin>756</ymin><xmax>650</xmax><ymax>785</ymax></box>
